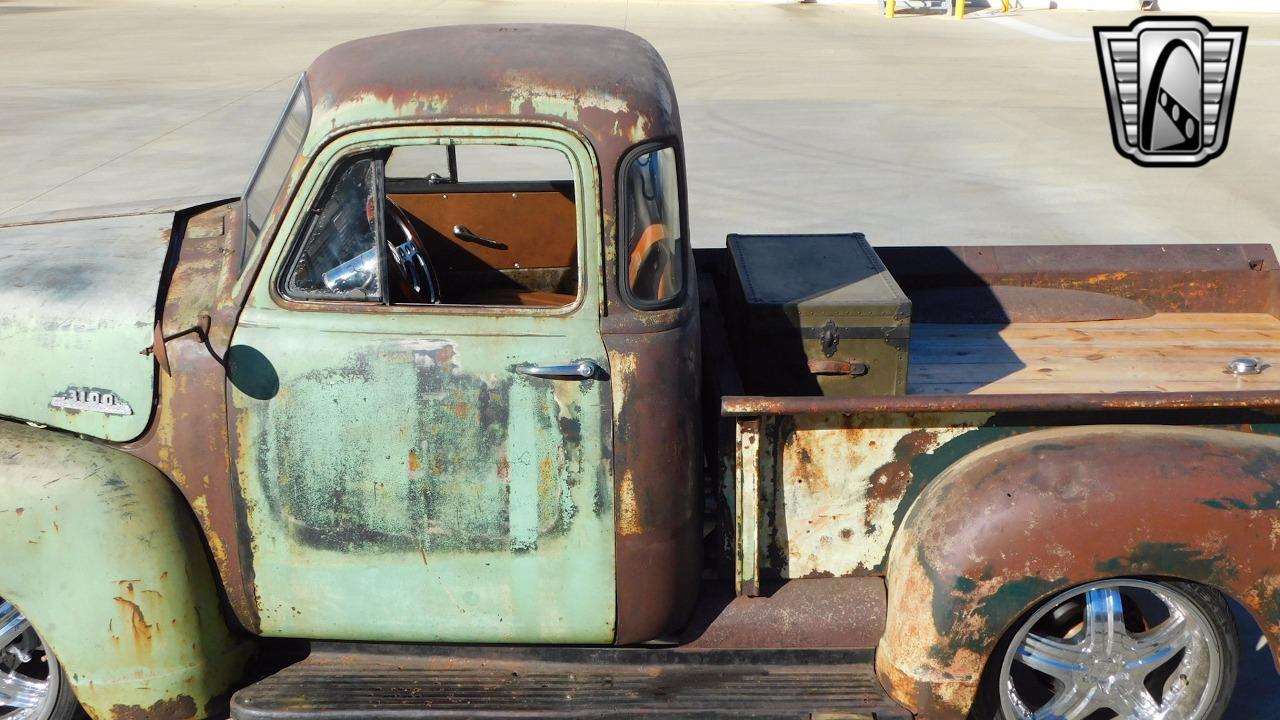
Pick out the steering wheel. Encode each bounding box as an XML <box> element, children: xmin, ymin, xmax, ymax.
<box><xmin>384</xmin><ymin>199</ymin><xmax>440</xmax><ymax>304</ymax></box>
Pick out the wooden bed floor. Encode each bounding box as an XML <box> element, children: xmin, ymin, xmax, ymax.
<box><xmin>908</xmin><ymin>313</ymin><xmax>1280</xmax><ymax>395</ymax></box>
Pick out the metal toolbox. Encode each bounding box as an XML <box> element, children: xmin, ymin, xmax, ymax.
<box><xmin>726</xmin><ymin>233</ymin><xmax>911</xmax><ymax>397</ymax></box>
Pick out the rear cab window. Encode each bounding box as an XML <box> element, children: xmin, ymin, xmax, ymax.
<box><xmin>620</xmin><ymin>145</ymin><xmax>686</xmax><ymax>308</ymax></box>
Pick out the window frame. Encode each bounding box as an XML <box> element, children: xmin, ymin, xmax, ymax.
<box><xmin>242</xmin><ymin>74</ymin><xmax>312</xmax><ymax>272</ymax></box>
<box><xmin>616</xmin><ymin>140</ymin><xmax>690</xmax><ymax>312</ymax></box>
<box><xmin>264</xmin><ymin>129</ymin><xmax>592</xmax><ymax>318</ymax></box>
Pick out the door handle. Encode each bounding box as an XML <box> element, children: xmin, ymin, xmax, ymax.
<box><xmin>512</xmin><ymin>359</ymin><xmax>603</xmax><ymax>380</ymax></box>
<box><xmin>453</xmin><ymin>225</ymin><xmax>508</xmax><ymax>250</ymax></box>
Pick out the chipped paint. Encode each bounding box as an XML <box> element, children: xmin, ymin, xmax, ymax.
<box><xmin>0</xmin><ymin>420</ymin><xmax>248</xmax><ymax>720</ymax></box>
<box><xmin>604</xmin><ymin>310</ymin><xmax>703</xmax><ymax>642</ymax></box>
<box><xmin>230</xmin><ymin>124</ymin><xmax>616</xmax><ymax>644</ymax></box>
<box><xmin>0</xmin><ymin>213</ymin><xmax>172</xmax><ymax>441</ymax></box>
<box><xmin>766</xmin><ymin>413</ymin><xmax>990</xmax><ymax>577</ymax></box>
<box><xmin>617</xmin><ymin>470</ymin><xmax>642</xmax><ymax>536</ymax></box>
<box><xmin>503</xmin><ymin>73</ymin><xmax>629</xmax><ymax>123</ymax></box>
<box><xmin>875</xmin><ymin>424</ymin><xmax>1280</xmax><ymax>718</ymax></box>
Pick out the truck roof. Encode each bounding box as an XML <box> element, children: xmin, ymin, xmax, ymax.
<box><xmin>304</xmin><ymin>24</ymin><xmax>680</xmax><ymax>155</ymax></box>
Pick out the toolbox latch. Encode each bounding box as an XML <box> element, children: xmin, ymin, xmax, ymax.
<box><xmin>819</xmin><ymin>319</ymin><xmax>840</xmax><ymax>357</ymax></box>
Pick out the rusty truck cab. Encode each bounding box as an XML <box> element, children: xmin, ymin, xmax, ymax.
<box><xmin>143</xmin><ymin>24</ymin><xmax>702</xmax><ymax>645</ymax></box>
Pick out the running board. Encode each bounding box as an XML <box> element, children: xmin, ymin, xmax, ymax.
<box><xmin>231</xmin><ymin>644</ymin><xmax>913</xmax><ymax>719</ymax></box>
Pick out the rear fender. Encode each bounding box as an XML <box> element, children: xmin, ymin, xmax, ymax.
<box><xmin>875</xmin><ymin>425</ymin><xmax>1280</xmax><ymax>719</ymax></box>
<box><xmin>0</xmin><ymin>421</ymin><xmax>249</xmax><ymax>719</ymax></box>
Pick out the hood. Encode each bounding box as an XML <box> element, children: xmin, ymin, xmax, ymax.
<box><xmin>0</xmin><ymin>211</ymin><xmax>174</xmax><ymax>442</ymax></box>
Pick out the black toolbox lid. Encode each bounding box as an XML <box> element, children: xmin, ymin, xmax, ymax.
<box><xmin>727</xmin><ymin>233</ymin><xmax>911</xmax><ymax>322</ymax></box>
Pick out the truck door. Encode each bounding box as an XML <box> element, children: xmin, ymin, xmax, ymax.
<box><xmin>228</xmin><ymin>130</ymin><xmax>615</xmax><ymax>643</ymax></box>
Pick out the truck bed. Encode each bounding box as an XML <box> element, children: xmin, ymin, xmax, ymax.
<box><xmin>909</xmin><ymin>312</ymin><xmax>1280</xmax><ymax>395</ymax></box>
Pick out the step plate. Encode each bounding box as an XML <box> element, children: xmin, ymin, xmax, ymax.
<box><xmin>232</xmin><ymin>645</ymin><xmax>909</xmax><ymax>719</ymax></box>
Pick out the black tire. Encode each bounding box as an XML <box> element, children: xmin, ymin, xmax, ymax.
<box><xmin>41</xmin><ymin>663</ymin><xmax>83</xmax><ymax>720</ymax></box>
<box><xmin>969</xmin><ymin>579</ymin><xmax>1238</xmax><ymax>720</ymax></box>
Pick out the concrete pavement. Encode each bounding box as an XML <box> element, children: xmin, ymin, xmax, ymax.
<box><xmin>3</xmin><ymin>0</ymin><xmax>1280</xmax><ymax>253</ymax></box>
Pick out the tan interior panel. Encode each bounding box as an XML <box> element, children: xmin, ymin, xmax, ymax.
<box><xmin>388</xmin><ymin>190</ymin><xmax>577</xmax><ymax>273</ymax></box>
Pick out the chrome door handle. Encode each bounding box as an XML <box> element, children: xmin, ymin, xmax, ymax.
<box><xmin>453</xmin><ymin>225</ymin><xmax>508</xmax><ymax>250</ymax></box>
<box><xmin>512</xmin><ymin>359</ymin><xmax>602</xmax><ymax>380</ymax></box>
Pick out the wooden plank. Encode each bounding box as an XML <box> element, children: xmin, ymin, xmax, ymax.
<box><xmin>913</xmin><ymin>328</ymin><xmax>1280</xmax><ymax>346</ymax></box>
<box><xmin>911</xmin><ymin>344</ymin><xmax>1278</xmax><ymax>364</ymax></box>
<box><xmin>913</xmin><ymin>317</ymin><xmax>1280</xmax><ymax>341</ymax></box>
<box><xmin>907</xmin><ymin>312</ymin><xmax>1280</xmax><ymax>395</ymax></box>
<box><xmin>910</xmin><ymin>361</ymin><xmax>1279</xmax><ymax>384</ymax></box>
<box><xmin>910</xmin><ymin>379</ymin><xmax>1280</xmax><ymax>395</ymax></box>
<box><xmin>915</xmin><ymin>313</ymin><xmax>1280</xmax><ymax>331</ymax></box>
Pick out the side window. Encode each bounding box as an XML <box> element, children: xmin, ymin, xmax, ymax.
<box><xmin>621</xmin><ymin>146</ymin><xmax>684</xmax><ymax>307</ymax></box>
<box><xmin>284</xmin><ymin>157</ymin><xmax>382</xmax><ymax>301</ymax></box>
<box><xmin>383</xmin><ymin>143</ymin><xmax>579</xmax><ymax>308</ymax></box>
<box><xmin>280</xmin><ymin>142</ymin><xmax>581</xmax><ymax>309</ymax></box>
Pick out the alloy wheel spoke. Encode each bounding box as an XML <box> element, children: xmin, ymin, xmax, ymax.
<box><xmin>1126</xmin><ymin>611</ymin><xmax>1190</xmax><ymax>670</ymax></box>
<box><xmin>0</xmin><ymin>671</ymin><xmax>47</xmax><ymax>709</ymax></box>
<box><xmin>1084</xmin><ymin>588</ymin><xmax>1126</xmax><ymax>654</ymax></box>
<box><xmin>1017</xmin><ymin>632</ymin><xmax>1089</xmax><ymax>681</ymax></box>
<box><xmin>0</xmin><ymin>604</ymin><xmax>27</xmax><ymax>652</ymax></box>
<box><xmin>1031</xmin><ymin>683</ymin><xmax>1098</xmax><ymax>720</ymax></box>
<box><xmin>1106</xmin><ymin>681</ymin><xmax>1162</xmax><ymax>718</ymax></box>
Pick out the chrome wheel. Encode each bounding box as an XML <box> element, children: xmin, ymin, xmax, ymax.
<box><xmin>999</xmin><ymin>580</ymin><xmax>1225</xmax><ymax>720</ymax></box>
<box><xmin>0</xmin><ymin>599</ymin><xmax>60</xmax><ymax>720</ymax></box>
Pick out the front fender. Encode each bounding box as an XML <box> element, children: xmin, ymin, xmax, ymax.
<box><xmin>0</xmin><ymin>421</ymin><xmax>250</xmax><ymax>719</ymax></box>
<box><xmin>875</xmin><ymin>425</ymin><xmax>1280</xmax><ymax>719</ymax></box>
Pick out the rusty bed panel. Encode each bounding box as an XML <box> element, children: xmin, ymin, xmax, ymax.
<box><xmin>732</xmin><ymin>408</ymin><xmax>1280</xmax><ymax>583</ymax></box>
<box><xmin>733</xmin><ymin>412</ymin><xmax>999</xmax><ymax>589</ymax></box>
<box><xmin>767</xmin><ymin>413</ymin><xmax>994</xmax><ymax>580</ymax></box>
<box><xmin>728</xmin><ymin>405</ymin><xmax>1280</xmax><ymax>717</ymax></box>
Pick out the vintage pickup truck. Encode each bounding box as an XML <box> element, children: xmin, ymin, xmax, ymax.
<box><xmin>2</xmin><ymin>23</ymin><xmax>1279</xmax><ymax>720</ymax></box>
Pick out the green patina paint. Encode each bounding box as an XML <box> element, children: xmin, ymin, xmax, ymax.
<box><xmin>0</xmin><ymin>213</ymin><xmax>173</xmax><ymax>442</ymax></box>
<box><xmin>1096</xmin><ymin>541</ymin><xmax>1236</xmax><ymax>586</ymax></box>
<box><xmin>921</xmin><ymin>543</ymin><xmax>1061</xmax><ymax>645</ymax></box>
<box><xmin>0</xmin><ymin>421</ymin><xmax>249</xmax><ymax>719</ymax></box>
<box><xmin>891</xmin><ymin>422</ymin><xmax>1029</xmax><ymax>537</ymax></box>
<box><xmin>232</xmin><ymin>125</ymin><xmax>615</xmax><ymax>644</ymax></box>
<box><xmin>919</xmin><ymin>536</ymin><xmax>1065</xmax><ymax>662</ymax></box>
<box><xmin>1202</xmin><ymin>446</ymin><xmax>1280</xmax><ymax>511</ymax></box>
<box><xmin>937</xmin><ymin>575</ymin><xmax>1066</xmax><ymax>660</ymax></box>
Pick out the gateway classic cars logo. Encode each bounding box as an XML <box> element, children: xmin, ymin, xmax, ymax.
<box><xmin>1094</xmin><ymin>16</ymin><xmax>1247</xmax><ymax>167</ymax></box>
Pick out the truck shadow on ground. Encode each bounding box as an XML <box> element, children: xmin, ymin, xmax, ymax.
<box><xmin>1229</xmin><ymin>600</ymin><xmax>1280</xmax><ymax>718</ymax></box>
